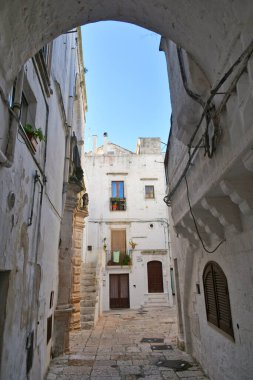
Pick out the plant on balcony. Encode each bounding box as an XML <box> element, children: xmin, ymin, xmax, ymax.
<box><xmin>24</xmin><ymin>124</ymin><xmax>46</xmax><ymax>142</ymax></box>
<box><xmin>122</xmin><ymin>255</ymin><xmax>131</xmax><ymax>266</ymax></box>
<box><xmin>129</xmin><ymin>239</ymin><xmax>137</xmax><ymax>249</ymax></box>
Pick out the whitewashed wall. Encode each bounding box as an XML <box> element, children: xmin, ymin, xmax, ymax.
<box><xmin>162</xmin><ymin>27</ymin><xmax>253</xmax><ymax>380</ymax></box>
<box><xmin>0</xmin><ymin>30</ymin><xmax>86</xmax><ymax>380</ymax></box>
<box><xmin>84</xmin><ymin>140</ymin><xmax>173</xmax><ymax>312</ymax></box>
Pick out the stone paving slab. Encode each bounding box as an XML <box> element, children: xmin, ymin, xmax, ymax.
<box><xmin>46</xmin><ymin>307</ymin><xmax>208</xmax><ymax>380</ymax></box>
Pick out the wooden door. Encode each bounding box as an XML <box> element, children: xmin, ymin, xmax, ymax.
<box><xmin>111</xmin><ymin>229</ymin><xmax>126</xmax><ymax>263</ymax></box>
<box><xmin>111</xmin><ymin>229</ymin><xmax>126</xmax><ymax>252</ymax></box>
<box><xmin>148</xmin><ymin>261</ymin><xmax>164</xmax><ymax>293</ymax></box>
<box><xmin>110</xmin><ymin>274</ymin><xmax>129</xmax><ymax>308</ymax></box>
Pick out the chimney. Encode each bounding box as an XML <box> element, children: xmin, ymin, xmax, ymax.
<box><xmin>103</xmin><ymin>132</ymin><xmax>108</xmax><ymax>154</ymax></box>
<box><xmin>92</xmin><ymin>135</ymin><xmax>97</xmax><ymax>153</ymax></box>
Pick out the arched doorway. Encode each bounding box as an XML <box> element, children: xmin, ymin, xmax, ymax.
<box><xmin>147</xmin><ymin>261</ymin><xmax>164</xmax><ymax>293</ymax></box>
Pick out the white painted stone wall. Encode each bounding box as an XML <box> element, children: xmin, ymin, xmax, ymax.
<box><xmin>84</xmin><ymin>138</ymin><xmax>173</xmax><ymax>312</ymax></box>
<box><xmin>0</xmin><ymin>2</ymin><xmax>253</xmax><ymax>379</ymax></box>
<box><xmin>0</xmin><ymin>30</ymin><xmax>86</xmax><ymax>380</ymax></box>
<box><xmin>162</xmin><ymin>21</ymin><xmax>253</xmax><ymax>380</ymax></box>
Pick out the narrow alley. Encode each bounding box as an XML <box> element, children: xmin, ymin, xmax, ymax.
<box><xmin>47</xmin><ymin>307</ymin><xmax>207</xmax><ymax>380</ymax></box>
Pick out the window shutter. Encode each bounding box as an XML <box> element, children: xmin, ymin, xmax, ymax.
<box><xmin>203</xmin><ymin>264</ymin><xmax>218</xmax><ymax>326</ymax></box>
<box><xmin>213</xmin><ymin>264</ymin><xmax>234</xmax><ymax>338</ymax></box>
<box><xmin>203</xmin><ymin>262</ymin><xmax>234</xmax><ymax>339</ymax></box>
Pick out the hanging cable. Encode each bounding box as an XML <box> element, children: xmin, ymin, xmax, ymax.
<box><xmin>177</xmin><ymin>47</ymin><xmax>206</xmax><ymax>108</ymax></box>
<box><xmin>164</xmin><ymin>38</ymin><xmax>253</xmax><ymax>207</ymax></box>
<box><xmin>184</xmin><ymin>175</ymin><xmax>225</xmax><ymax>253</ymax></box>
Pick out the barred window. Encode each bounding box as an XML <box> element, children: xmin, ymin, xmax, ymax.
<box><xmin>203</xmin><ymin>261</ymin><xmax>234</xmax><ymax>339</ymax></box>
<box><xmin>145</xmin><ymin>185</ymin><xmax>155</xmax><ymax>199</ymax></box>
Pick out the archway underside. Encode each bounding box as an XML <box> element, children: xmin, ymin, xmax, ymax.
<box><xmin>0</xmin><ymin>0</ymin><xmax>252</xmax><ymax>89</ymax></box>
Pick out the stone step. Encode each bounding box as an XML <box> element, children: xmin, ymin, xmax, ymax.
<box><xmin>144</xmin><ymin>293</ymin><xmax>169</xmax><ymax>308</ymax></box>
<box><xmin>80</xmin><ymin>280</ymin><xmax>96</xmax><ymax>287</ymax></box>
<box><xmin>81</xmin><ymin>272</ymin><xmax>96</xmax><ymax>280</ymax></box>
<box><xmin>82</xmin><ymin>271</ymin><xmax>96</xmax><ymax>277</ymax></box>
<box><xmin>80</xmin><ymin>289</ymin><xmax>97</xmax><ymax>300</ymax></box>
<box><xmin>80</xmin><ymin>299</ymin><xmax>96</xmax><ymax>307</ymax></box>
<box><xmin>80</xmin><ymin>284</ymin><xmax>96</xmax><ymax>290</ymax></box>
<box><xmin>146</xmin><ymin>298</ymin><xmax>168</xmax><ymax>303</ymax></box>
<box><xmin>80</xmin><ymin>306</ymin><xmax>95</xmax><ymax>314</ymax></box>
<box><xmin>145</xmin><ymin>294</ymin><xmax>168</xmax><ymax>300</ymax></box>
<box><xmin>81</xmin><ymin>314</ymin><xmax>95</xmax><ymax>322</ymax></box>
<box><xmin>82</xmin><ymin>263</ymin><xmax>96</xmax><ymax>270</ymax></box>
<box><xmin>80</xmin><ymin>263</ymin><xmax>97</xmax><ymax>331</ymax></box>
<box><xmin>81</xmin><ymin>321</ymin><xmax>94</xmax><ymax>330</ymax></box>
<box><xmin>143</xmin><ymin>304</ymin><xmax>170</xmax><ymax>309</ymax></box>
<box><xmin>80</xmin><ymin>290</ymin><xmax>96</xmax><ymax>296</ymax></box>
<box><xmin>80</xmin><ymin>295</ymin><xmax>96</xmax><ymax>301</ymax></box>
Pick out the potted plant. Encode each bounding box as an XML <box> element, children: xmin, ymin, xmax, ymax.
<box><xmin>112</xmin><ymin>197</ymin><xmax>120</xmax><ymax>210</ymax></box>
<box><xmin>122</xmin><ymin>255</ymin><xmax>131</xmax><ymax>266</ymax></box>
<box><xmin>129</xmin><ymin>239</ymin><xmax>137</xmax><ymax>249</ymax></box>
<box><xmin>24</xmin><ymin>124</ymin><xmax>46</xmax><ymax>152</ymax></box>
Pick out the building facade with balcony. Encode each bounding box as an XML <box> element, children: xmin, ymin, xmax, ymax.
<box><xmin>83</xmin><ymin>135</ymin><xmax>173</xmax><ymax>314</ymax></box>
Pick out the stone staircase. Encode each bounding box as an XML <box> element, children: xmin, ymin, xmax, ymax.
<box><xmin>80</xmin><ymin>262</ymin><xmax>97</xmax><ymax>330</ymax></box>
<box><xmin>143</xmin><ymin>293</ymin><xmax>170</xmax><ymax>308</ymax></box>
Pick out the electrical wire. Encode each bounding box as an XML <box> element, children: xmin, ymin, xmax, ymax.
<box><xmin>164</xmin><ymin>38</ymin><xmax>253</xmax><ymax>207</ymax></box>
<box><xmin>184</xmin><ymin>175</ymin><xmax>225</xmax><ymax>253</ymax></box>
<box><xmin>177</xmin><ymin>47</ymin><xmax>206</xmax><ymax>108</ymax></box>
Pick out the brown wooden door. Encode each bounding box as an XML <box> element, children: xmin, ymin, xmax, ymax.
<box><xmin>111</xmin><ymin>229</ymin><xmax>126</xmax><ymax>263</ymax></box>
<box><xmin>148</xmin><ymin>261</ymin><xmax>164</xmax><ymax>293</ymax></box>
<box><xmin>110</xmin><ymin>274</ymin><xmax>130</xmax><ymax>308</ymax></box>
<box><xmin>111</xmin><ymin>229</ymin><xmax>126</xmax><ymax>253</ymax></box>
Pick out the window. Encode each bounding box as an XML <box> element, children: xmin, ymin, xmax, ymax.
<box><xmin>112</xmin><ymin>181</ymin><xmax>124</xmax><ymax>198</ymax></box>
<box><xmin>145</xmin><ymin>185</ymin><xmax>155</xmax><ymax>199</ymax></box>
<box><xmin>47</xmin><ymin>315</ymin><xmax>53</xmax><ymax>344</ymax></box>
<box><xmin>203</xmin><ymin>262</ymin><xmax>234</xmax><ymax>338</ymax></box>
<box><xmin>111</xmin><ymin>181</ymin><xmax>126</xmax><ymax>211</ymax></box>
<box><xmin>34</xmin><ymin>42</ymin><xmax>53</xmax><ymax>96</ymax></box>
<box><xmin>20</xmin><ymin>77</ymin><xmax>37</xmax><ymax>129</ymax></box>
<box><xmin>20</xmin><ymin>94</ymin><xmax>29</xmax><ymax>127</ymax></box>
<box><xmin>19</xmin><ymin>89</ymin><xmax>38</xmax><ymax>154</ymax></box>
<box><xmin>107</xmin><ymin>229</ymin><xmax>130</xmax><ymax>266</ymax></box>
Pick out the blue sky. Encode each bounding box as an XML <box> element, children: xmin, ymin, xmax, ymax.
<box><xmin>81</xmin><ymin>22</ymin><xmax>171</xmax><ymax>153</ymax></box>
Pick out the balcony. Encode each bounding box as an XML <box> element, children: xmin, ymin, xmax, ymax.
<box><xmin>106</xmin><ymin>250</ymin><xmax>132</xmax><ymax>266</ymax></box>
<box><xmin>110</xmin><ymin>197</ymin><xmax>126</xmax><ymax>211</ymax></box>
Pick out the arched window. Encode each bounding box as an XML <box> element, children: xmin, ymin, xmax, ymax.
<box><xmin>203</xmin><ymin>262</ymin><xmax>234</xmax><ymax>339</ymax></box>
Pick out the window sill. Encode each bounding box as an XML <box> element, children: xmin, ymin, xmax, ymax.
<box><xmin>207</xmin><ymin>321</ymin><xmax>235</xmax><ymax>343</ymax></box>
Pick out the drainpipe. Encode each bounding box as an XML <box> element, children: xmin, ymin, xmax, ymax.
<box><xmin>0</xmin><ymin>67</ymin><xmax>25</xmax><ymax>167</ymax></box>
<box><xmin>62</xmin><ymin>32</ymin><xmax>76</xmax><ymax>209</ymax></box>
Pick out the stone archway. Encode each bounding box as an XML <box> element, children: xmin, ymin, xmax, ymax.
<box><xmin>0</xmin><ymin>0</ymin><xmax>252</xmax><ymax>91</ymax></box>
<box><xmin>0</xmin><ymin>1</ymin><xmax>253</xmax><ymax>377</ymax></box>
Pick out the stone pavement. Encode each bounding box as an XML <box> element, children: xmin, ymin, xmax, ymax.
<box><xmin>46</xmin><ymin>306</ymin><xmax>208</xmax><ymax>380</ymax></box>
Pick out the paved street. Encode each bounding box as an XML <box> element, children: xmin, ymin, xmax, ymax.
<box><xmin>47</xmin><ymin>306</ymin><xmax>208</xmax><ymax>380</ymax></box>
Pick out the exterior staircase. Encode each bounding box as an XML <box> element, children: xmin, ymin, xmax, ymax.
<box><xmin>143</xmin><ymin>293</ymin><xmax>170</xmax><ymax>308</ymax></box>
<box><xmin>80</xmin><ymin>262</ymin><xmax>97</xmax><ymax>330</ymax></box>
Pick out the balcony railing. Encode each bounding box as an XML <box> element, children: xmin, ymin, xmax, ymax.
<box><xmin>106</xmin><ymin>250</ymin><xmax>132</xmax><ymax>266</ymax></box>
<box><xmin>110</xmin><ymin>197</ymin><xmax>126</xmax><ymax>211</ymax></box>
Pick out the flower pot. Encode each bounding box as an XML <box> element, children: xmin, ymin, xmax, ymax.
<box><xmin>26</xmin><ymin>132</ymin><xmax>38</xmax><ymax>153</ymax></box>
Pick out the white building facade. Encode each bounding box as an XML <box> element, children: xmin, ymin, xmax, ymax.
<box><xmin>161</xmin><ymin>33</ymin><xmax>253</xmax><ymax>380</ymax></box>
<box><xmin>84</xmin><ymin>136</ymin><xmax>173</xmax><ymax>314</ymax></box>
<box><xmin>0</xmin><ymin>29</ymin><xmax>88</xmax><ymax>379</ymax></box>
